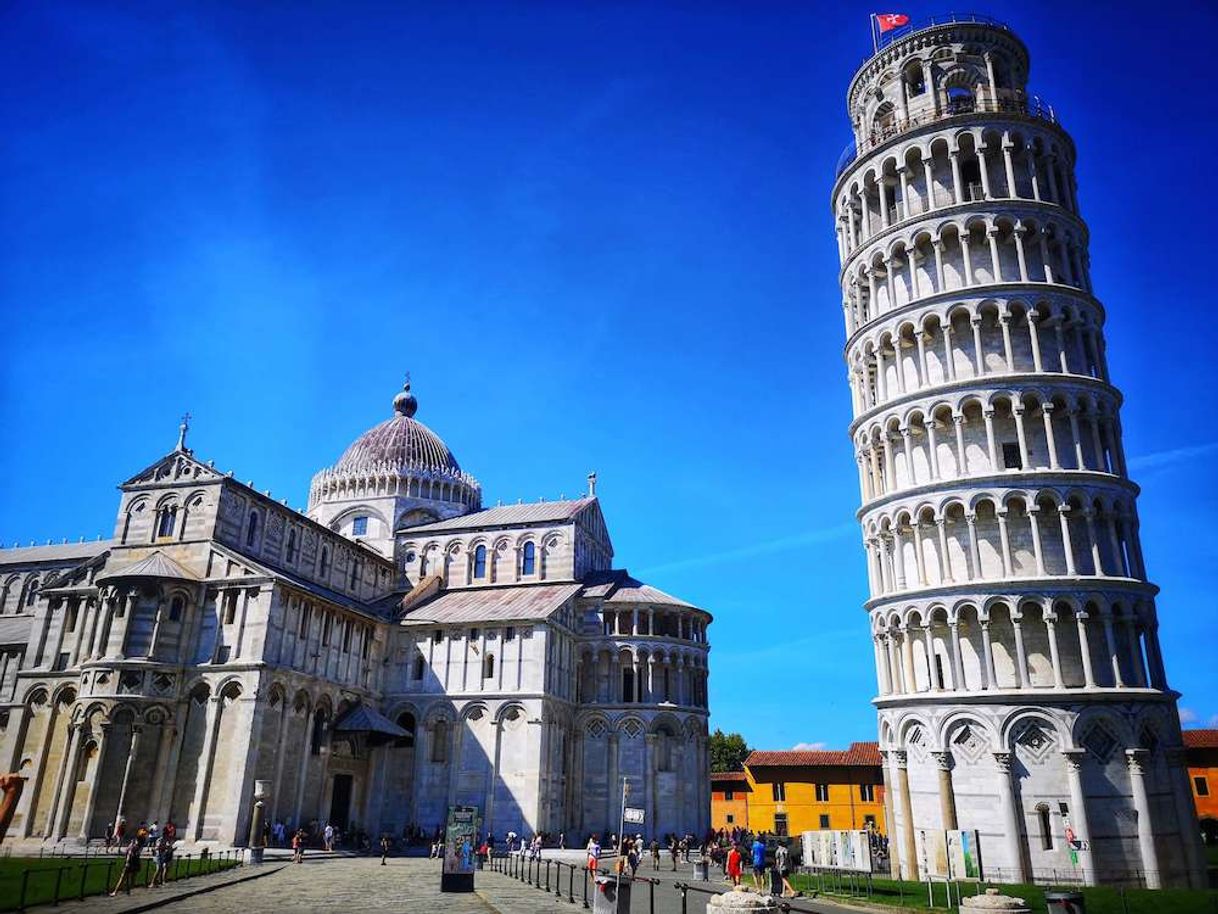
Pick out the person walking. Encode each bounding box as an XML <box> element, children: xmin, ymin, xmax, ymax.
<box><xmin>323</xmin><ymin>822</ymin><xmax>335</xmax><ymax>852</ymax></box>
<box><xmin>774</xmin><ymin>842</ymin><xmax>796</xmax><ymax>897</ymax></box>
<box><xmin>750</xmin><ymin>836</ymin><xmax>766</xmax><ymax>890</ymax></box>
<box><xmin>150</xmin><ymin>836</ymin><xmax>172</xmax><ymax>888</ymax></box>
<box><xmin>292</xmin><ymin>828</ymin><xmax>305</xmax><ymax>864</ymax></box>
<box><xmin>649</xmin><ymin>838</ymin><xmax>660</xmax><ymax>870</ymax></box>
<box><xmin>668</xmin><ymin>836</ymin><xmax>678</xmax><ymax>871</ymax></box>
<box><xmin>586</xmin><ymin>834</ymin><xmax>601</xmax><ymax>874</ymax></box>
<box><xmin>726</xmin><ymin>844</ymin><xmax>742</xmax><ymax>887</ymax></box>
<box><xmin>380</xmin><ymin>833</ymin><xmax>392</xmax><ymax>865</ymax></box>
<box><xmin>109</xmin><ymin>838</ymin><xmax>143</xmax><ymax>896</ymax></box>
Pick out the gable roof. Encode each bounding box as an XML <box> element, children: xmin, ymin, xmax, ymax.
<box><xmin>1184</xmin><ymin>729</ymin><xmax>1218</xmax><ymax>750</ymax></box>
<box><xmin>0</xmin><ymin>541</ymin><xmax>112</xmax><ymax>568</ymax></box>
<box><xmin>96</xmin><ymin>550</ymin><xmax>201</xmax><ymax>583</ymax></box>
<box><xmin>746</xmin><ymin>741</ymin><xmax>882</xmax><ymax>769</ymax></box>
<box><xmin>581</xmin><ymin>569</ymin><xmax>700</xmax><ymax>611</ymax></box>
<box><xmin>710</xmin><ymin>771</ymin><xmax>751</xmax><ymax>787</ymax></box>
<box><xmin>399</xmin><ymin>582</ymin><xmax>582</xmax><ymax>626</ymax></box>
<box><xmin>334</xmin><ymin>704</ymin><xmax>409</xmax><ymax>737</ymax></box>
<box><xmin>403</xmin><ymin>498</ymin><xmax>596</xmax><ymax>534</ymax></box>
<box><xmin>120</xmin><ymin>449</ymin><xmax>224</xmax><ymax>489</ymax></box>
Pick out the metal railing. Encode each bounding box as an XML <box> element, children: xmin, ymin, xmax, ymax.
<box><xmin>3</xmin><ymin>848</ymin><xmax>246</xmax><ymax>913</ymax></box>
<box><xmin>873</xmin><ymin>12</ymin><xmax>1012</xmax><ymax>55</ymax></box>
<box><xmin>834</xmin><ymin>93</ymin><xmax>1059</xmax><ymax>179</ymax></box>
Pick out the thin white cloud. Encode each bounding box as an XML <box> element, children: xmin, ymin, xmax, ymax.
<box><xmin>1209</xmin><ymin>715</ymin><xmax>1218</xmax><ymax>728</ymax></box>
<box><xmin>1128</xmin><ymin>440</ymin><xmax>1218</xmax><ymax>471</ymax></box>
<box><xmin>1180</xmin><ymin>707</ymin><xmax>1198</xmax><ymax>724</ymax></box>
<box><xmin>636</xmin><ymin>521</ymin><xmax>857</xmax><ymax>576</ymax></box>
<box><xmin>792</xmin><ymin>742</ymin><xmax>826</xmax><ymax>751</ymax></box>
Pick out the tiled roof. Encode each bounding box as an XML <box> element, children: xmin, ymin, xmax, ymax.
<box><xmin>404</xmin><ymin>499</ymin><xmax>595</xmax><ymax>534</ymax></box>
<box><xmin>96</xmin><ymin>550</ymin><xmax>200</xmax><ymax>583</ymax></box>
<box><xmin>334</xmin><ymin>704</ymin><xmax>409</xmax><ymax>737</ymax></box>
<box><xmin>581</xmin><ymin>569</ymin><xmax>698</xmax><ymax>609</ymax></box>
<box><xmin>711</xmin><ymin>771</ymin><xmax>750</xmax><ymax>784</ymax></box>
<box><xmin>1184</xmin><ymin>729</ymin><xmax>1218</xmax><ymax>749</ymax></box>
<box><xmin>746</xmin><ymin>741</ymin><xmax>882</xmax><ymax>768</ymax></box>
<box><xmin>399</xmin><ymin>582</ymin><xmax>582</xmax><ymax>626</ymax></box>
<box><xmin>0</xmin><ymin>541</ymin><xmax>112</xmax><ymax>567</ymax></box>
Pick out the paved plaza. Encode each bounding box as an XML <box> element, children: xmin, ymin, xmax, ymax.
<box><xmin>32</xmin><ymin>853</ymin><xmax>861</xmax><ymax>914</ymax></box>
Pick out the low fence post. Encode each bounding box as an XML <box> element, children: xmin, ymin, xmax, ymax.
<box><xmin>18</xmin><ymin>869</ymin><xmax>31</xmax><ymax>913</ymax></box>
<box><xmin>568</xmin><ymin>861</ymin><xmax>575</xmax><ymax>903</ymax></box>
<box><xmin>79</xmin><ymin>862</ymin><xmax>88</xmax><ymax>901</ymax></box>
<box><xmin>546</xmin><ymin>859</ymin><xmax>551</xmax><ymax>893</ymax></box>
<box><xmin>649</xmin><ymin>877</ymin><xmax>656</xmax><ymax>914</ymax></box>
<box><xmin>583</xmin><ymin>866</ymin><xmax>589</xmax><ymax>909</ymax></box>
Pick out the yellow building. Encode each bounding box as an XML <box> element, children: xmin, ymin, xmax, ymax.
<box><xmin>738</xmin><ymin>742</ymin><xmax>885</xmax><ymax>837</ymax></box>
<box><xmin>710</xmin><ymin>771</ymin><xmax>751</xmax><ymax>830</ymax></box>
<box><xmin>1185</xmin><ymin>729</ymin><xmax>1218</xmax><ymax>845</ymax></box>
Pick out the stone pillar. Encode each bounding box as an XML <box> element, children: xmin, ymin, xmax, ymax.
<box><xmin>894</xmin><ymin>751</ymin><xmax>918</xmax><ymax>881</ymax></box>
<box><xmin>1125</xmin><ymin>749</ymin><xmax>1160</xmax><ymax>889</ymax></box>
<box><xmin>880</xmin><ymin>751</ymin><xmax>899</xmax><ymax>877</ymax></box>
<box><xmin>993</xmin><ymin>752</ymin><xmax>1026</xmax><ymax>883</ymax></box>
<box><xmin>1061</xmin><ymin>749</ymin><xmax>1096</xmax><ymax>886</ymax></box>
<box><xmin>932</xmin><ymin>751</ymin><xmax>957</xmax><ymax>830</ymax></box>
<box><xmin>190</xmin><ymin>696</ymin><xmax>223</xmax><ymax>839</ymax></box>
<box><xmin>112</xmin><ymin>723</ymin><xmax>143</xmax><ymax>837</ymax></box>
<box><xmin>77</xmin><ymin>725</ymin><xmax>108</xmax><ymax>840</ymax></box>
<box><xmin>48</xmin><ymin>722</ymin><xmax>83</xmax><ymax>840</ymax></box>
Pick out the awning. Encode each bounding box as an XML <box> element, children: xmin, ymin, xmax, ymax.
<box><xmin>332</xmin><ymin>704</ymin><xmax>409</xmax><ymax>739</ymax></box>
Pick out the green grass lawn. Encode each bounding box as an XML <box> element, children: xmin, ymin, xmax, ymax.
<box><xmin>788</xmin><ymin>872</ymin><xmax>1218</xmax><ymax>914</ymax></box>
<box><xmin>0</xmin><ymin>853</ymin><xmax>241</xmax><ymax>911</ymax></box>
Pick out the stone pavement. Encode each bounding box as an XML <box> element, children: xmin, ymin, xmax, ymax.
<box><xmin>27</xmin><ymin>855</ymin><xmax>875</xmax><ymax>914</ymax></box>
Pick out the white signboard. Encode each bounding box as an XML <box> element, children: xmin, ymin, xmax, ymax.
<box><xmin>800</xmin><ymin>830</ymin><xmax>873</xmax><ymax>873</ymax></box>
<box><xmin>623</xmin><ymin>807</ymin><xmax>645</xmax><ymax>824</ymax></box>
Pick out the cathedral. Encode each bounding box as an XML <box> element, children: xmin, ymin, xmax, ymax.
<box><xmin>0</xmin><ymin>381</ymin><xmax>711</xmax><ymax>847</ymax></box>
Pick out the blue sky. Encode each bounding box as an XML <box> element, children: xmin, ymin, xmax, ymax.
<box><xmin>3</xmin><ymin>1</ymin><xmax>1216</xmax><ymax>751</ymax></box>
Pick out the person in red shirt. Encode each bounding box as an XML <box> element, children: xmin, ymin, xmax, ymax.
<box><xmin>726</xmin><ymin>844</ymin><xmax>742</xmax><ymax>886</ymax></box>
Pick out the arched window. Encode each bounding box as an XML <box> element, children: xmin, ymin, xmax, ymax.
<box><xmin>431</xmin><ymin>719</ymin><xmax>449</xmax><ymax>763</ymax></box>
<box><xmin>420</xmin><ymin>551</ymin><xmax>430</xmax><ymax>577</ymax></box>
<box><xmin>246</xmin><ymin>511</ymin><xmax>260</xmax><ymax>548</ymax></box>
<box><xmin>483</xmin><ymin>654</ymin><xmax>495</xmax><ymax>679</ymax></box>
<box><xmin>473</xmin><ymin>545</ymin><xmax>487</xmax><ymax>579</ymax></box>
<box><xmin>1036</xmin><ymin>803</ymin><xmax>1053</xmax><ymax>850</ymax></box>
<box><xmin>311</xmin><ymin>710</ymin><xmax>328</xmax><ymax>755</ymax></box>
<box><xmin>394</xmin><ymin>712</ymin><xmax>416</xmax><ymax>748</ymax></box>
<box><xmin>169</xmin><ymin>596</ymin><xmax>184</xmax><ymax>622</ymax></box>
<box><xmin>157</xmin><ymin>506</ymin><xmax>177</xmax><ymax>538</ymax></box>
<box><xmin>319</xmin><ymin>547</ymin><xmax>330</xmax><ymax>577</ymax></box>
<box><xmin>521</xmin><ymin>542</ymin><xmax>536</xmax><ymax>576</ymax></box>
<box><xmin>286</xmin><ymin>529</ymin><xmax>298</xmax><ymax>563</ymax></box>
<box><xmin>24</xmin><ymin>578</ymin><xmax>39</xmax><ymax>607</ymax></box>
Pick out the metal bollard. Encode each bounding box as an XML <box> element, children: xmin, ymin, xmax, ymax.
<box><xmin>677</xmin><ymin>882</ymin><xmax>688</xmax><ymax>914</ymax></box>
<box><xmin>555</xmin><ymin>861</ymin><xmax>563</xmax><ymax>898</ymax></box>
<box><xmin>649</xmin><ymin>877</ymin><xmax>656</xmax><ymax>914</ymax></box>
<box><xmin>568</xmin><ymin>861</ymin><xmax>575</xmax><ymax>903</ymax></box>
<box><xmin>546</xmin><ymin>859</ymin><xmax>551</xmax><ymax>893</ymax></box>
<box><xmin>583</xmin><ymin>867</ymin><xmax>589</xmax><ymax>909</ymax></box>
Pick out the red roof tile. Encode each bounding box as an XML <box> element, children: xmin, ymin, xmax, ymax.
<box><xmin>710</xmin><ymin>771</ymin><xmax>749</xmax><ymax>783</ymax></box>
<box><xmin>1184</xmin><ymin>729</ymin><xmax>1218</xmax><ymax>749</ymax></box>
<box><xmin>745</xmin><ymin>741</ymin><xmax>882</xmax><ymax>768</ymax></box>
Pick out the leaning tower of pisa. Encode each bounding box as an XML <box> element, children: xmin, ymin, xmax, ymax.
<box><xmin>831</xmin><ymin>15</ymin><xmax>1204</xmax><ymax>889</ymax></box>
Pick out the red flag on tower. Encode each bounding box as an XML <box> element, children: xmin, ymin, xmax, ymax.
<box><xmin>875</xmin><ymin>13</ymin><xmax>910</xmax><ymax>32</ymax></box>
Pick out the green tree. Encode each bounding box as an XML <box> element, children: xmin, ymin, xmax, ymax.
<box><xmin>709</xmin><ymin>729</ymin><xmax>751</xmax><ymax>772</ymax></box>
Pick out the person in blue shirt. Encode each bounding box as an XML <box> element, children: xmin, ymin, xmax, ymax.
<box><xmin>751</xmin><ymin>835</ymin><xmax>766</xmax><ymax>890</ymax></box>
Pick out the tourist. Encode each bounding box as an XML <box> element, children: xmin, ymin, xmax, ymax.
<box><xmin>104</xmin><ymin>821</ymin><xmax>114</xmax><ymax>851</ymax></box>
<box><xmin>323</xmin><ymin>822</ymin><xmax>335</xmax><ymax>852</ymax></box>
<box><xmin>151</xmin><ymin>835</ymin><xmax>173</xmax><ymax>888</ymax></box>
<box><xmin>136</xmin><ymin>821</ymin><xmax>149</xmax><ymax>847</ymax></box>
<box><xmin>750</xmin><ymin>835</ymin><xmax>766</xmax><ymax>890</ymax></box>
<box><xmin>626</xmin><ymin>838</ymin><xmax>639</xmax><ymax>876</ymax></box>
<box><xmin>649</xmin><ymin>838</ymin><xmax>660</xmax><ymax>870</ymax></box>
<box><xmin>668</xmin><ymin>835</ymin><xmax>678</xmax><ymax>871</ymax></box>
<box><xmin>557</xmin><ymin>831</ymin><xmax>565</xmax><ymax>850</ymax></box>
<box><xmin>774</xmin><ymin>842</ymin><xmax>796</xmax><ymax>897</ymax></box>
<box><xmin>148</xmin><ymin>820</ymin><xmax>159</xmax><ymax>842</ymax></box>
<box><xmin>164</xmin><ymin>820</ymin><xmax>177</xmax><ymax>843</ymax></box>
<box><xmin>109</xmin><ymin>837</ymin><xmax>143</xmax><ymax>896</ymax></box>
<box><xmin>380</xmin><ymin>833</ymin><xmax>391</xmax><ymax>865</ymax></box>
<box><xmin>726</xmin><ymin>844</ymin><xmax>742</xmax><ymax>887</ymax></box>
<box><xmin>586</xmin><ymin>834</ymin><xmax>601</xmax><ymax>874</ymax></box>
<box><xmin>292</xmin><ymin>828</ymin><xmax>306</xmax><ymax>864</ymax></box>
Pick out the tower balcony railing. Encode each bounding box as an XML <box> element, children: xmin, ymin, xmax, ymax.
<box><xmin>835</xmin><ymin>93</ymin><xmax>1059</xmax><ymax>178</ymax></box>
<box><xmin>869</xmin><ymin>12</ymin><xmax>1012</xmax><ymax>56</ymax></box>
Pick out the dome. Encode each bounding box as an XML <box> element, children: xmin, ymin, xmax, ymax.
<box><xmin>335</xmin><ymin>411</ymin><xmax>461</xmax><ymax>475</ymax></box>
<box><xmin>308</xmin><ymin>378</ymin><xmax>481</xmax><ymax>515</ymax></box>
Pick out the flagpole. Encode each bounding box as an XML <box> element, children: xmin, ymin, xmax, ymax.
<box><xmin>870</xmin><ymin>14</ymin><xmax>878</xmax><ymax>53</ymax></box>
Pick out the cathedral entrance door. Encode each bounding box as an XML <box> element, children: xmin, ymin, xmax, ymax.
<box><xmin>329</xmin><ymin>774</ymin><xmax>353</xmax><ymax>830</ymax></box>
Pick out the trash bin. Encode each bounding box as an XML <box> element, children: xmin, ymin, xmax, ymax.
<box><xmin>1045</xmin><ymin>891</ymin><xmax>1085</xmax><ymax>914</ymax></box>
<box><xmin>593</xmin><ymin>874</ymin><xmax>632</xmax><ymax>914</ymax></box>
<box><xmin>694</xmin><ymin>859</ymin><xmax>710</xmax><ymax>881</ymax></box>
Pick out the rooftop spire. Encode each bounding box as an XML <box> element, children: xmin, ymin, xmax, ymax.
<box><xmin>392</xmin><ymin>372</ymin><xmax>418</xmax><ymax>418</ymax></box>
<box><xmin>587</xmin><ymin>471</ymin><xmax>597</xmax><ymax>497</ymax></box>
<box><xmin>176</xmin><ymin>412</ymin><xmax>192</xmax><ymax>453</ymax></box>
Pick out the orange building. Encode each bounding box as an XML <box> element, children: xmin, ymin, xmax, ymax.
<box><xmin>1185</xmin><ymin>729</ymin><xmax>1218</xmax><ymax>845</ymax></box>
<box><xmin>710</xmin><ymin>771</ymin><xmax>751</xmax><ymax>830</ymax></box>
<box><xmin>709</xmin><ymin>742</ymin><xmax>886</xmax><ymax>838</ymax></box>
